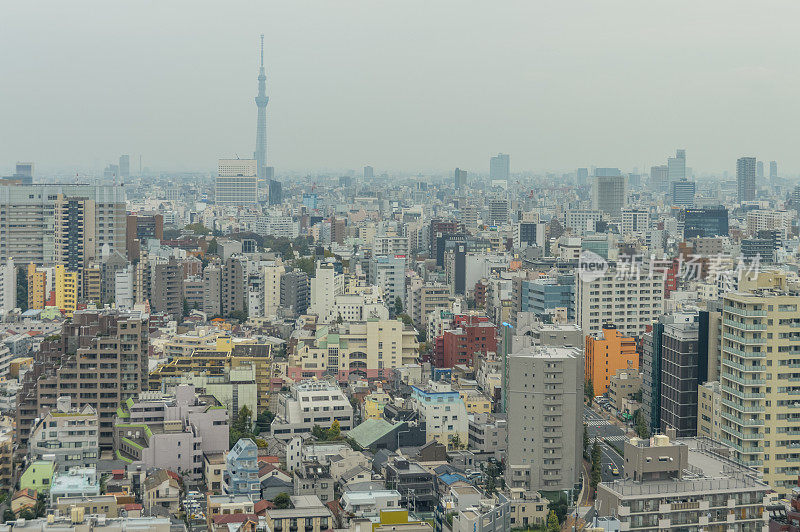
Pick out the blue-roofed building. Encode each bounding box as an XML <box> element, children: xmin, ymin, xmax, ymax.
<box><xmin>224</xmin><ymin>438</ymin><xmax>260</xmax><ymax>497</ymax></box>
<box><xmin>520</xmin><ymin>275</ymin><xmax>575</xmax><ymax>322</ymax></box>
<box><xmin>410</xmin><ymin>381</ymin><xmax>468</xmax><ymax>450</ymax></box>
<box><xmin>438</xmin><ymin>472</ymin><xmax>468</xmax><ymax>486</ymax></box>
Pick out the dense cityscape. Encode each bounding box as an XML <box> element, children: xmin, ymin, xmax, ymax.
<box><xmin>3</xmin><ymin>6</ymin><xmax>800</xmax><ymax>532</ymax></box>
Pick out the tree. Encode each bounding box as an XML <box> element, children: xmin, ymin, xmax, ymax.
<box><xmin>185</xmin><ymin>223</ymin><xmax>211</xmax><ymax>235</ymax></box>
<box><xmin>255</xmin><ymin>409</ymin><xmax>275</xmax><ymax>434</ymax></box>
<box><xmin>590</xmin><ymin>439</ymin><xmax>602</xmax><ymax>495</ymax></box>
<box><xmin>182</xmin><ymin>298</ymin><xmax>190</xmax><ymax>318</ymax></box>
<box><xmin>293</xmin><ymin>257</ymin><xmax>315</xmax><ymax>276</ymax></box>
<box><xmin>16</xmin><ymin>268</ymin><xmax>28</xmax><ymax>312</ymax></box>
<box><xmin>583</xmin><ymin>423</ymin><xmax>590</xmax><ymax>459</ymax></box>
<box><xmin>230</xmin><ymin>405</ymin><xmax>255</xmax><ymax>448</ymax></box>
<box><xmin>312</xmin><ymin>425</ymin><xmax>328</xmax><ymax>440</ymax></box>
<box><xmin>584</xmin><ymin>378</ymin><xmax>594</xmax><ymax>401</ymax></box>
<box><xmin>206</xmin><ymin>238</ymin><xmax>218</xmax><ymax>256</ymax></box>
<box><xmin>634</xmin><ymin>409</ymin><xmax>650</xmax><ymax>439</ymax></box>
<box><xmin>3</xmin><ymin>509</ymin><xmax>15</xmax><ymax>523</ymax></box>
<box><xmin>547</xmin><ymin>510</ymin><xmax>560</xmax><ymax>532</ymax></box>
<box><xmin>228</xmin><ymin>309</ymin><xmax>248</xmax><ymax>323</ymax></box>
<box><xmin>19</xmin><ymin>509</ymin><xmax>35</xmax><ymax>521</ymax></box>
<box><xmin>272</xmin><ymin>492</ymin><xmax>292</xmax><ymax>509</ymax></box>
<box><xmin>34</xmin><ymin>493</ymin><xmax>47</xmax><ymax>517</ymax></box>
<box><xmin>326</xmin><ymin>420</ymin><xmax>341</xmax><ymax>441</ymax></box>
<box><xmin>397</xmin><ymin>313</ymin><xmax>413</xmax><ymax>326</ymax></box>
<box><xmin>393</xmin><ymin>297</ymin><xmax>403</xmax><ymax>316</ymax></box>
<box><xmin>450</xmin><ymin>433</ymin><xmax>464</xmax><ymax>450</ymax></box>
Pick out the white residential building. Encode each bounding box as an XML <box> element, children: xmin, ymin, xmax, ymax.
<box><xmin>28</xmin><ymin>396</ymin><xmax>99</xmax><ymax>471</ymax></box>
<box><xmin>263</xmin><ymin>262</ymin><xmax>284</xmax><ymax>318</ymax></box>
<box><xmin>309</xmin><ymin>263</ymin><xmax>345</xmax><ymax>319</ymax></box>
<box><xmin>0</xmin><ymin>260</ymin><xmax>16</xmax><ymax>316</ymax></box>
<box><xmin>621</xmin><ymin>209</ymin><xmax>649</xmax><ymax>237</ymax></box>
<box><xmin>410</xmin><ymin>381</ymin><xmax>468</xmax><ymax>450</ymax></box>
<box><xmin>746</xmin><ymin>209</ymin><xmax>792</xmax><ymax>239</ymax></box>
<box><xmin>575</xmin><ymin>269</ymin><xmax>665</xmax><ymax>337</ymax></box>
<box><xmin>373</xmin><ymin>235</ymin><xmax>410</xmax><ymax>256</ymax></box>
<box><xmin>270</xmin><ymin>380</ymin><xmax>354</xmax><ymax>441</ymax></box>
<box><xmin>565</xmin><ymin>211</ymin><xmax>603</xmax><ymax>236</ymax></box>
<box><xmin>215</xmin><ymin>159</ymin><xmax>258</xmax><ymax>206</ymax></box>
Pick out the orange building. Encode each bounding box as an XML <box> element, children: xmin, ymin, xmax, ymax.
<box><xmin>27</xmin><ymin>264</ymin><xmax>49</xmax><ymax>310</ymax></box>
<box><xmin>585</xmin><ymin>324</ymin><xmax>638</xmax><ymax>395</ymax></box>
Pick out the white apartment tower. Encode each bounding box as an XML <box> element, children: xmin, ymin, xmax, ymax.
<box><xmin>215</xmin><ymin>159</ymin><xmax>258</xmax><ymax>206</ymax></box>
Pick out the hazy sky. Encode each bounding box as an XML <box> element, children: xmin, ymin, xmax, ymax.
<box><xmin>2</xmin><ymin>1</ymin><xmax>799</xmax><ymax>177</ymax></box>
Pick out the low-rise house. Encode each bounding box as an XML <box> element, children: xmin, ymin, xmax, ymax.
<box><xmin>143</xmin><ymin>469</ymin><xmax>181</xmax><ymax>515</ymax></box>
<box><xmin>328</xmin><ymin>447</ymin><xmax>371</xmax><ymax>484</ymax></box>
<box><xmin>607</xmin><ymin>369</ymin><xmax>642</xmax><ymax>411</ymax></box>
<box><xmin>341</xmin><ymin>489</ymin><xmax>402</xmax><ymax>517</ymax></box>
<box><xmin>450</xmin><ymin>493</ymin><xmax>511</xmax><ymax>532</ymax></box>
<box><xmin>507</xmin><ymin>491</ymin><xmax>549</xmax><ymax>529</ymax></box>
<box><xmin>206</xmin><ymin>494</ymin><xmax>255</xmax><ymax>521</ymax></box>
<box><xmin>0</xmin><ymin>513</ymin><xmax>172</xmax><ymax>532</ymax></box>
<box><xmin>293</xmin><ymin>462</ymin><xmax>333</xmax><ymax>503</ymax></box>
<box><xmin>383</xmin><ymin>457</ymin><xmax>437</xmax><ymax>512</ymax></box>
<box><xmin>260</xmin><ymin>476</ymin><xmax>293</xmax><ymax>501</ymax></box>
<box><xmin>19</xmin><ymin>460</ymin><xmax>55</xmax><ymax>493</ymax></box>
<box><xmin>203</xmin><ymin>451</ymin><xmax>227</xmax><ymax>494</ymax></box>
<box><xmin>28</xmin><ymin>397</ymin><xmax>99</xmax><ymax>471</ymax></box>
<box><xmin>263</xmin><ymin>495</ymin><xmax>333</xmax><ymax>532</ymax></box>
<box><xmin>55</xmin><ymin>495</ymin><xmax>119</xmax><ymax>518</ymax></box>
<box><xmin>10</xmin><ymin>489</ymin><xmax>37</xmax><ymax>515</ymax></box>
<box><xmin>224</xmin><ymin>438</ymin><xmax>260</xmax><ymax>498</ymax></box>
<box><xmin>339</xmin><ymin>466</ymin><xmax>372</xmax><ymax>488</ymax></box>
<box><xmin>49</xmin><ymin>467</ymin><xmax>100</xmax><ymax>504</ymax></box>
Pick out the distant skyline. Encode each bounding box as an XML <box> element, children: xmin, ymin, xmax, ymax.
<box><xmin>2</xmin><ymin>1</ymin><xmax>799</xmax><ymax>176</ymax></box>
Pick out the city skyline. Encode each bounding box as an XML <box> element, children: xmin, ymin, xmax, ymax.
<box><xmin>2</xmin><ymin>1</ymin><xmax>800</xmax><ymax>176</ymax></box>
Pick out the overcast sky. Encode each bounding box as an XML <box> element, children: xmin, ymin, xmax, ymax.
<box><xmin>2</xmin><ymin>1</ymin><xmax>799</xmax><ymax>177</ymax></box>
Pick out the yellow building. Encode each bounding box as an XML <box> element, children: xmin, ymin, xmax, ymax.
<box><xmin>697</xmin><ymin>381</ymin><xmax>721</xmax><ymax>441</ymax></box>
<box><xmin>373</xmin><ymin>510</ymin><xmax>432</xmax><ymax>531</ymax></box>
<box><xmin>27</xmin><ymin>264</ymin><xmax>49</xmax><ymax>310</ymax></box>
<box><xmin>54</xmin><ymin>265</ymin><xmax>78</xmax><ymax>316</ymax></box>
<box><xmin>82</xmin><ymin>266</ymin><xmax>102</xmax><ymax>304</ymax></box>
<box><xmin>720</xmin><ymin>286</ymin><xmax>800</xmax><ymax>495</ymax></box>
<box><xmin>150</xmin><ymin>340</ymin><xmax>274</xmax><ymax>410</ymax></box>
<box><xmin>363</xmin><ymin>386</ymin><xmax>391</xmax><ymax>420</ymax></box>
<box><xmin>459</xmin><ymin>389</ymin><xmax>492</xmax><ymax>414</ymax></box>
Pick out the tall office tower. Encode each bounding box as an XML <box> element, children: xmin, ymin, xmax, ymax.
<box><xmin>682</xmin><ymin>206</ymin><xmax>729</xmax><ymax>238</ymax></box>
<box><xmin>222</xmin><ymin>257</ymin><xmax>247</xmax><ymax>316</ymax></box>
<box><xmin>151</xmin><ymin>259</ymin><xmax>182</xmax><ymax>318</ymax></box>
<box><xmin>454</xmin><ymin>167</ymin><xmax>467</xmax><ymax>189</ymax></box>
<box><xmin>576</xmin><ymin>167</ymin><xmax>589</xmax><ymax>187</ymax></box>
<box><xmin>505</xmin><ymin>345</ymin><xmax>583</xmax><ymax>492</ymax></box>
<box><xmin>649</xmin><ymin>164</ymin><xmax>669</xmax><ymax>192</ymax></box>
<box><xmin>268</xmin><ymin>179</ymin><xmax>282</xmax><ymax>205</ymax></box>
<box><xmin>488</xmin><ymin>199</ymin><xmax>509</xmax><ymax>225</ymax></box>
<box><xmin>489</xmin><ymin>153</ymin><xmax>510</xmax><ymax>181</ymax></box>
<box><xmin>15</xmin><ymin>310</ymin><xmax>149</xmax><ymax>453</ymax></box>
<box><xmin>720</xmin><ymin>287</ymin><xmax>800</xmax><ymax>495</ymax></box>
<box><xmin>575</xmin><ymin>269</ymin><xmax>665</xmax><ymax>338</ymax></box>
<box><xmin>757</xmin><ymin>160</ymin><xmax>764</xmax><ymax>179</ymax></box>
<box><xmin>667</xmin><ymin>149</ymin><xmax>686</xmax><ymax>187</ymax></box>
<box><xmin>15</xmin><ymin>162</ymin><xmax>33</xmax><ymax>184</ymax></box>
<box><xmin>253</xmin><ymin>35</ymin><xmax>269</xmax><ymax>179</ymax></box>
<box><xmin>770</xmin><ymin>160</ymin><xmax>778</xmax><ymax>181</ymax></box>
<box><xmin>659</xmin><ymin>313</ymin><xmax>702</xmax><ymax>437</ymax></box>
<box><xmin>671</xmin><ymin>179</ymin><xmax>696</xmax><ymax>207</ymax></box>
<box><xmin>592</xmin><ymin>174</ymin><xmax>626</xmax><ymax>218</ymax></box>
<box><xmin>363</xmin><ymin>165</ymin><xmax>374</xmax><ymax>179</ymax></box>
<box><xmin>736</xmin><ymin>157</ymin><xmax>756</xmax><ymax>204</ymax></box>
<box><xmin>0</xmin><ymin>184</ymin><xmax>125</xmax><ymax>265</ymax></box>
<box><xmin>216</xmin><ymin>159</ymin><xmax>258</xmax><ymax>205</ymax></box>
<box><xmin>621</xmin><ymin>209</ymin><xmax>649</xmax><ymax>236</ymax></box>
<box><xmin>118</xmin><ymin>155</ymin><xmax>130</xmax><ymax>179</ymax></box>
<box><xmin>641</xmin><ymin>321</ymin><xmax>664</xmax><ymax>431</ymax></box>
<box><xmin>103</xmin><ymin>164</ymin><xmax>119</xmax><ymax>180</ymax></box>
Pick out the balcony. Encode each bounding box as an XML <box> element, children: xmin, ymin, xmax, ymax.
<box><xmin>721</xmin><ymin>399</ymin><xmax>764</xmax><ymax>413</ymax></box>
<box><xmin>723</xmin><ymin>333</ymin><xmax>765</xmax><ymax>345</ymax></box>
<box><xmin>722</xmin><ymin>373</ymin><xmax>766</xmax><ymax>386</ymax></box>
<box><xmin>723</xmin><ymin>319</ymin><xmax>766</xmax><ymax>331</ymax></box>
<box><xmin>720</xmin><ymin>412</ymin><xmax>763</xmax><ymax>426</ymax></box>
<box><xmin>724</xmin><ymin>305</ymin><xmax>766</xmax><ymax>317</ymax></box>
<box><xmin>721</xmin><ymin>384</ymin><xmax>765</xmax><ymax>399</ymax></box>
<box><xmin>723</xmin><ymin>360</ymin><xmax>766</xmax><ymax>372</ymax></box>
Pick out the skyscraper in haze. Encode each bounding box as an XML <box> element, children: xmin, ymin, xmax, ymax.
<box><xmin>737</xmin><ymin>157</ymin><xmax>756</xmax><ymax>204</ymax></box>
<box><xmin>770</xmin><ymin>160</ymin><xmax>778</xmax><ymax>180</ymax></box>
<box><xmin>757</xmin><ymin>160</ymin><xmax>764</xmax><ymax>179</ymax></box>
<box><xmin>667</xmin><ymin>149</ymin><xmax>686</xmax><ymax>187</ymax></box>
<box><xmin>363</xmin><ymin>166</ymin><xmax>374</xmax><ymax>179</ymax></box>
<box><xmin>14</xmin><ymin>162</ymin><xmax>33</xmax><ymax>184</ymax></box>
<box><xmin>454</xmin><ymin>168</ymin><xmax>467</xmax><ymax>189</ymax></box>
<box><xmin>253</xmin><ymin>35</ymin><xmax>269</xmax><ymax>179</ymax></box>
<box><xmin>490</xmin><ymin>153</ymin><xmax>510</xmax><ymax>181</ymax></box>
<box><xmin>119</xmin><ymin>155</ymin><xmax>130</xmax><ymax>179</ymax></box>
<box><xmin>650</xmin><ymin>164</ymin><xmax>668</xmax><ymax>192</ymax></box>
<box><xmin>592</xmin><ymin>171</ymin><xmax>626</xmax><ymax>218</ymax></box>
<box><xmin>576</xmin><ymin>168</ymin><xmax>588</xmax><ymax>186</ymax></box>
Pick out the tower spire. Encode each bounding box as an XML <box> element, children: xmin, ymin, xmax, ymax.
<box><xmin>254</xmin><ymin>34</ymin><xmax>269</xmax><ymax>180</ymax></box>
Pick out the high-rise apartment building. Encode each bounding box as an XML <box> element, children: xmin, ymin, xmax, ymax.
<box><xmin>575</xmin><ymin>270</ymin><xmax>665</xmax><ymax>337</ymax></box>
<box><xmin>505</xmin><ymin>345</ymin><xmax>583</xmax><ymax>492</ymax></box>
<box><xmin>0</xmin><ymin>184</ymin><xmax>125</xmax><ymax>265</ymax></box>
<box><xmin>280</xmin><ymin>271</ymin><xmax>309</xmax><ymax>317</ymax></box>
<box><xmin>222</xmin><ymin>257</ymin><xmax>247</xmax><ymax>317</ymax></box>
<box><xmin>660</xmin><ymin>313</ymin><xmax>702</xmax><ymax>437</ymax></box>
<box><xmin>736</xmin><ymin>157</ymin><xmax>756</xmax><ymax>204</ymax></box>
<box><xmin>16</xmin><ymin>310</ymin><xmax>149</xmax><ymax>454</ymax></box>
<box><xmin>592</xmin><ymin>175</ymin><xmax>626</xmax><ymax>218</ymax></box>
<box><xmin>369</xmin><ymin>255</ymin><xmax>406</xmax><ymax>307</ymax></box>
<box><xmin>215</xmin><ymin>159</ymin><xmax>258</xmax><ymax>206</ymax></box>
<box><xmin>719</xmin><ymin>288</ymin><xmax>800</xmax><ymax>494</ymax></box>
<box><xmin>151</xmin><ymin>259</ymin><xmax>182</xmax><ymax>318</ymax></box>
<box><xmin>621</xmin><ymin>209</ymin><xmax>649</xmax><ymax>236</ymax></box>
<box><xmin>268</xmin><ymin>179</ymin><xmax>282</xmax><ymax>205</ymax></box>
<box><xmin>489</xmin><ymin>153</ymin><xmax>510</xmax><ymax>182</ymax></box>
<box><xmin>488</xmin><ymin>199</ymin><xmax>509</xmax><ymax>226</ymax></box>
